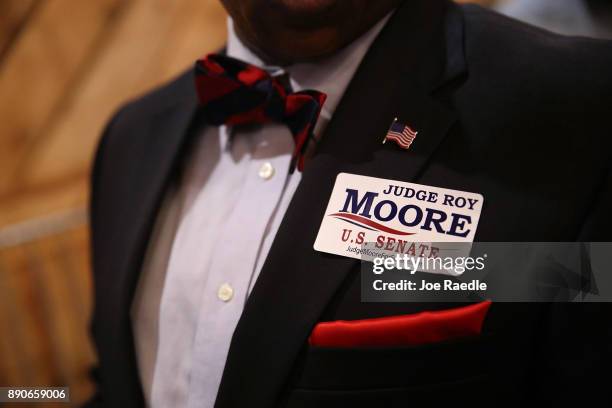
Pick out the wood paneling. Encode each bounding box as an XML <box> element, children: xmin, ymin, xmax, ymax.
<box><xmin>0</xmin><ymin>0</ymin><xmax>125</xmax><ymax>198</ymax></box>
<box><xmin>0</xmin><ymin>0</ymin><xmax>38</xmax><ymax>60</ymax></box>
<box><xmin>0</xmin><ymin>224</ymin><xmax>94</xmax><ymax>407</ymax></box>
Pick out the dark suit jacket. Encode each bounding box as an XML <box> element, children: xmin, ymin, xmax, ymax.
<box><xmin>88</xmin><ymin>0</ymin><xmax>612</xmax><ymax>406</ymax></box>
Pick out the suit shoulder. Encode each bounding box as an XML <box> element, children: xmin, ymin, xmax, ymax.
<box><xmin>452</xmin><ymin>5</ymin><xmax>612</xmax><ymax>156</ymax></box>
<box><xmin>93</xmin><ymin>67</ymin><xmax>196</xmax><ymax>173</ymax></box>
<box><xmin>90</xmin><ymin>68</ymin><xmax>197</xmax><ymax>205</ymax></box>
<box><xmin>457</xmin><ymin>3</ymin><xmax>612</xmax><ymax>124</ymax></box>
<box><xmin>460</xmin><ymin>4</ymin><xmax>612</xmax><ymax>82</ymax></box>
<box><xmin>108</xmin><ymin>67</ymin><xmax>197</xmax><ymax>133</ymax></box>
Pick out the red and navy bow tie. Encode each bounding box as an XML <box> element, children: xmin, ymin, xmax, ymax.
<box><xmin>194</xmin><ymin>54</ymin><xmax>327</xmax><ymax>172</ymax></box>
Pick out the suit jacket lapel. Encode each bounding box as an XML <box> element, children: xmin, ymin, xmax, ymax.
<box><xmin>215</xmin><ymin>0</ymin><xmax>467</xmax><ymax>407</ymax></box>
<box><xmin>103</xmin><ymin>76</ymin><xmax>199</xmax><ymax>404</ymax></box>
<box><xmin>114</xmin><ymin>98</ymin><xmax>199</xmax><ymax>310</ymax></box>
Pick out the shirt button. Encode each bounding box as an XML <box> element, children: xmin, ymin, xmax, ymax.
<box><xmin>217</xmin><ymin>283</ymin><xmax>234</xmax><ymax>302</ymax></box>
<box><xmin>258</xmin><ymin>162</ymin><xmax>275</xmax><ymax>180</ymax></box>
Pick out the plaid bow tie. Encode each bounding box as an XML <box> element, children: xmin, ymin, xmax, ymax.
<box><xmin>194</xmin><ymin>54</ymin><xmax>327</xmax><ymax>172</ymax></box>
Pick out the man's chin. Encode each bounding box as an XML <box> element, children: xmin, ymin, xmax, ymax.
<box><xmin>267</xmin><ymin>0</ymin><xmax>345</xmax><ymax>30</ymax></box>
<box><xmin>252</xmin><ymin>27</ymin><xmax>343</xmax><ymax>65</ymax></box>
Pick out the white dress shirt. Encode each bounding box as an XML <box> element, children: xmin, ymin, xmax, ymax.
<box><xmin>131</xmin><ymin>15</ymin><xmax>390</xmax><ymax>408</ymax></box>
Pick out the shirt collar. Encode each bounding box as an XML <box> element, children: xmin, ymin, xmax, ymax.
<box><xmin>226</xmin><ymin>13</ymin><xmax>392</xmax><ymax>122</ymax></box>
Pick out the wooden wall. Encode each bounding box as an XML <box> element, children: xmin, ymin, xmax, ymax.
<box><xmin>0</xmin><ymin>1</ymin><xmax>495</xmax><ymax>406</ymax></box>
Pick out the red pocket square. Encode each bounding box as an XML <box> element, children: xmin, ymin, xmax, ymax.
<box><xmin>309</xmin><ymin>301</ymin><xmax>491</xmax><ymax>348</ymax></box>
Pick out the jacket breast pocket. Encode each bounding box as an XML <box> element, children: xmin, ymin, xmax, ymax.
<box><xmin>284</xmin><ymin>336</ymin><xmax>494</xmax><ymax>408</ymax></box>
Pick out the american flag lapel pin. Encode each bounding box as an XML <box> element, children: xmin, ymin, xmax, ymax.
<box><xmin>382</xmin><ymin>117</ymin><xmax>418</xmax><ymax>149</ymax></box>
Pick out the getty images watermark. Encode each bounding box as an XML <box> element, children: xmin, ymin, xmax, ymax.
<box><xmin>371</xmin><ymin>251</ymin><xmax>488</xmax><ymax>292</ymax></box>
<box><xmin>358</xmin><ymin>242</ymin><xmax>612</xmax><ymax>302</ymax></box>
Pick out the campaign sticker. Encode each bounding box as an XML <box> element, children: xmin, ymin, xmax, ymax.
<box><xmin>313</xmin><ymin>173</ymin><xmax>484</xmax><ymax>262</ymax></box>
